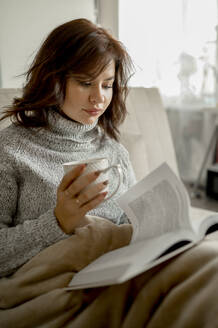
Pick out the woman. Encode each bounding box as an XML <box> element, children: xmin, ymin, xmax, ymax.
<box><xmin>0</xmin><ymin>18</ymin><xmax>136</xmax><ymax>277</ymax></box>
<box><xmin>1</xmin><ymin>19</ymin><xmax>218</xmax><ymax>328</ymax></box>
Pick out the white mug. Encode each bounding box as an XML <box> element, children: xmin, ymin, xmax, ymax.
<box><xmin>63</xmin><ymin>157</ymin><xmax>122</xmax><ymax>201</ymax></box>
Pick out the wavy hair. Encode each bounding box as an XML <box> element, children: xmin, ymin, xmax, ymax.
<box><xmin>1</xmin><ymin>18</ymin><xmax>134</xmax><ymax>140</ymax></box>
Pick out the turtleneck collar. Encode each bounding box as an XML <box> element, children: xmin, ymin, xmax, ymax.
<box><xmin>48</xmin><ymin>109</ymin><xmax>99</xmax><ymax>138</ymax></box>
<box><xmin>33</xmin><ymin>109</ymin><xmax>102</xmax><ymax>151</ymax></box>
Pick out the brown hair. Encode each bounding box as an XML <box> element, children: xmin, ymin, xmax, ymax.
<box><xmin>1</xmin><ymin>18</ymin><xmax>134</xmax><ymax>140</ymax></box>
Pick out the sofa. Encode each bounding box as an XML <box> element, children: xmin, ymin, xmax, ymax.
<box><xmin>0</xmin><ymin>87</ymin><xmax>218</xmax><ymax>327</ymax></box>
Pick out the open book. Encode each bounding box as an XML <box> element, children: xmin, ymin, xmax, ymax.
<box><xmin>67</xmin><ymin>162</ymin><xmax>218</xmax><ymax>290</ymax></box>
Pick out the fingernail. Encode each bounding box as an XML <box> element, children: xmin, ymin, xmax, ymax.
<box><xmin>103</xmin><ymin>180</ymin><xmax>108</xmax><ymax>185</ymax></box>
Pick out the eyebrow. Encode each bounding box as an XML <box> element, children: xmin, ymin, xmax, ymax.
<box><xmin>104</xmin><ymin>76</ymin><xmax>115</xmax><ymax>81</ymax></box>
<box><xmin>73</xmin><ymin>75</ymin><xmax>115</xmax><ymax>82</ymax></box>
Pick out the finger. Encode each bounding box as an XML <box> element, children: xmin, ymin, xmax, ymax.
<box><xmin>77</xmin><ymin>180</ymin><xmax>108</xmax><ymax>205</ymax></box>
<box><xmin>66</xmin><ymin>170</ymin><xmax>101</xmax><ymax>198</ymax></box>
<box><xmin>58</xmin><ymin>164</ymin><xmax>86</xmax><ymax>192</ymax></box>
<box><xmin>80</xmin><ymin>192</ymin><xmax>108</xmax><ymax>214</ymax></box>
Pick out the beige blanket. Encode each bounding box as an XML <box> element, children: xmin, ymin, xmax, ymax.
<box><xmin>1</xmin><ymin>216</ymin><xmax>218</xmax><ymax>328</ymax></box>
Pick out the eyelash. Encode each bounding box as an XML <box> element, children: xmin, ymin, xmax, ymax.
<box><xmin>79</xmin><ymin>81</ymin><xmax>113</xmax><ymax>89</ymax></box>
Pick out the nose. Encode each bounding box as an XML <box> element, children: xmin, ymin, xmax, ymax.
<box><xmin>89</xmin><ymin>86</ymin><xmax>105</xmax><ymax>105</ymax></box>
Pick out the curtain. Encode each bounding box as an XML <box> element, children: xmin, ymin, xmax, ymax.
<box><xmin>119</xmin><ymin>0</ymin><xmax>218</xmax><ymax>183</ymax></box>
<box><xmin>119</xmin><ymin>0</ymin><xmax>217</xmax><ymax>106</ymax></box>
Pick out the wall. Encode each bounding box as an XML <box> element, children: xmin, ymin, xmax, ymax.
<box><xmin>0</xmin><ymin>0</ymin><xmax>95</xmax><ymax>87</ymax></box>
<box><xmin>97</xmin><ymin>0</ymin><xmax>118</xmax><ymax>38</ymax></box>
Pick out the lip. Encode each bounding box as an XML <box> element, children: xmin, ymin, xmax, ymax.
<box><xmin>83</xmin><ymin>108</ymin><xmax>102</xmax><ymax>116</ymax></box>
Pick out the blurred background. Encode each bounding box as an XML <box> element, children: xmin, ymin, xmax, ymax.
<box><xmin>1</xmin><ymin>0</ymin><xmax>218</xmax><ymax>203</ymax></box>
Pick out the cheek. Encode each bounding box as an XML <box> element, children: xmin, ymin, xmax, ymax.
<box><xmin>65</xmin><ymin>87</ymin><xmax>84</xmax><ymax>106</ymax></box>
<box><xmin>106</xmin><ymin>91</ymin><xmax>113</xmax><ymax>106</ymax></box>
<box><xmin>64</xmin><ymin>86</ymin><xmax>73</xmax><ymax>103</ymax></box>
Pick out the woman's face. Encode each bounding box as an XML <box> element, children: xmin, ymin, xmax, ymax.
<box><xmin>61</xmin><ymin>60</ymin><xmax>115</xmax><ymax>125</ymax></box>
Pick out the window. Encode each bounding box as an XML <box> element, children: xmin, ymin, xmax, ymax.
<box><xmin>119</xmin><ymin>0</ymin><xmax>217</xmax><ymax>105</ymax></box>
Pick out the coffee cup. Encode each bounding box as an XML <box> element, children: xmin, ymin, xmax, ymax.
<box><xmin>63</xmin><ymin>157</ymin><xmax>122</xmax><ymax>200</ymax></box>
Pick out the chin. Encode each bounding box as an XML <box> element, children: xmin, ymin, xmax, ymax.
<box><xmin>65</xmin><ymin>114</ymin><xmax>97</xmax><ymax>125</ymax></box>
<box><xmin>80</xmin><ymin>116</ymin><xmax>99</xmax><ymax>125</ymax></box>
<box><xmin>84</xmin><ymin>118</ymin><xmax>98</xmax><ymax>125</ymax></box>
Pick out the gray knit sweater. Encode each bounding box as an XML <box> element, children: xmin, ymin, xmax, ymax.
<box><xmin>0</xmin><ymin>110</ymin><xmax>136</xmax><ymax>277</ymax></box>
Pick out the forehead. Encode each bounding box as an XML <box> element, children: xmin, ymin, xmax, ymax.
<box><xmin>73</xmin><ymin>60</ymin><xmax>115</xmax><ymax>81</ymax></box>
<box><xmin>92</xmin><ymin>60</ymin><xmax>116</xmax><ymax>81</ymax></box>
<box><xmin>100</xmin><ymin>60</ymin><xmax>115</xmax><ymax>77</ymax></box>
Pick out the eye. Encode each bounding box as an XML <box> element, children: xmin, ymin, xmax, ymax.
<box><xmin>82</xmin><ymin>81</ymin><xmax>92</xmax><ymax>87</ymax></box>
<box><xmin>103</xmin><ymin>84</ymin><xmax>113</xmax><ymax>89</ymax></box>
<box><xmin>77</xmin><ymin>80</ymin><xmax>92</xmax><ymax>87</ymax></box>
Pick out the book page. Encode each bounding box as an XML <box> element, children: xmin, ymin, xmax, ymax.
<box><xmin>67</xmin><ymin>230</ymin><xmax>194</xmax><ymax>289</ymax></box>
<box><xmin>190</xmin><ymin>206</ymin><xmax>218</xmax><ymax>238</ymax></box>
<box><xmin>67</xmin><ymin>163</ymin><xmax>198</xmax><ymax>290</ymax></box>
<box><xmin>118</xmin><ymin>163</ymin><xmax>192</xmax><ymax>243</ymax></box>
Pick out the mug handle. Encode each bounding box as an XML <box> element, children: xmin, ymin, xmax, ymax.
<box><xmin>100</xmin><ymin>164</ymin><xmax>122</xmax><ymax>201</ymax></box>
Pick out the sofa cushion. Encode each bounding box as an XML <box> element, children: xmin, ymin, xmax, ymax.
<box><xmin>119</xmin><ymin>132</ymin><xmax>148</xmax><ymax>182</ymax></box>
<box><xmin>120</xmin><ymin>87</ymin><xmax>179</xmax><ymax>181</ymax></box>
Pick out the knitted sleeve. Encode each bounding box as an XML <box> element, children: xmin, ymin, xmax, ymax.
<box><xmin>0</xmin><ymin>160</ymin><xmax>67</xmax><ymax>278</ymax></box>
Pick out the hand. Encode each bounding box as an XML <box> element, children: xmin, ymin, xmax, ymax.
<box><xmin>54</xmin><ymin>164</ymin><xmax>108</xmax><ymax>234</ymax></box>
